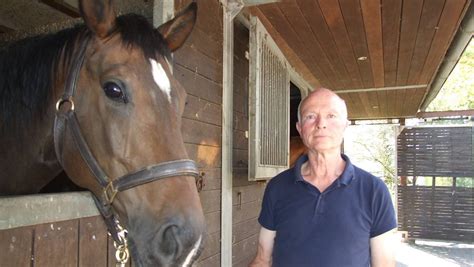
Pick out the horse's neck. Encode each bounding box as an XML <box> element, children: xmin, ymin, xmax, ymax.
<box><xmin>0</xmin><ymin>107</ymin><xmax>62</xmax><ymax>195</ymax></box>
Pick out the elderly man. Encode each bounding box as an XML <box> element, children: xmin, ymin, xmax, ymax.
<box><xmin>250</xmin><ymin>88</ymin><xmax>397</xmax><ymax>267</ymax></box>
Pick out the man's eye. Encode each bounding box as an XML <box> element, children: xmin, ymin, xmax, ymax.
<box><xmin>328</xmin><ymin>114</ymin><xmax>336</xmax><ymax>118</ymax></box>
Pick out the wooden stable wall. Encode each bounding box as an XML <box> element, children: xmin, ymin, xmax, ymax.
<box><xmin>231</xmin><ymin>20</ymin><xmax>265</xmax><ymax>267</ymax></box>
<box><xmin>175</xmin><ymin>1</ymin><xmax>264</xmax><ymax>265</ymax></box>
<box><xmin>173</xmin><ymin>0</ymin><xmax>223</xmax><ymax>266</ymax></box>
<box><xmin>0</xmin><ymin>216</ymin><xmax>126</xmax><ymax>266</ymax></box>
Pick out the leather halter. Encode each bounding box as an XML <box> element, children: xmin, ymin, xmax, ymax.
<box><xmin>53</xmin><ymin>36</ymin><xmax>202</xmax><ymax>244</ymax></box>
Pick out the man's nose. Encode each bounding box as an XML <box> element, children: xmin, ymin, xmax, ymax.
<box><xmin>316</xmin><ymin>116</ymin><xmax>326</xmax><ymax>129</ymax></box>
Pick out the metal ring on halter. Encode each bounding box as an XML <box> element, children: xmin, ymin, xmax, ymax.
<box><xmin>55</xmin><ymin>97</ymin><xmax>75</xmax><ymax>112</ymax></box>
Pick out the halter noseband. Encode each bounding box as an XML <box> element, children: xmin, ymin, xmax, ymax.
<box><xmin>52</xmin><ymin>36</ymin><xmax>202</xmax><ymax>257</ymax></box>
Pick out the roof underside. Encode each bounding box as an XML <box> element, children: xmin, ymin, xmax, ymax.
<box><xmin>246</xmin><ymin>0</ymin><xmax>472</xmax><ymax>119</ymax></box>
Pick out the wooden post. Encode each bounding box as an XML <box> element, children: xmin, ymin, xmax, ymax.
<box><xmin>220</xmin><ymin>1</ymin><xmax>243</xmax><ymax>266</ymax></box>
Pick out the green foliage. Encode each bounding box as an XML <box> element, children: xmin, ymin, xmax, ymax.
<box><xmin>344</xmin><ymin>125</ymin><xmax>397</xmax><ymax>194</ymax></box>
<box><xmin>427</xmin><ymin>39</ymin><xmax>474</xmax><ymax>111</ymax></box>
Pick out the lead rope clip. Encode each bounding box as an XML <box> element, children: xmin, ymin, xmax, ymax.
<box><xmin>113</xmin><ymin>224</ymin><xmax>129</xmax><ymax>267</ymax></box>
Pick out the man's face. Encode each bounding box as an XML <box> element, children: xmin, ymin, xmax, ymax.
<box><xmin>296</xmin><ymin>91</ymin><xmax>348</xmax><ymax>154</ymax></box>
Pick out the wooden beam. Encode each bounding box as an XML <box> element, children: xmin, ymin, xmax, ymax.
<box><xmin>416</xmin><ymin>109</ymin><xmax>474</xmax><ymax>118</ymax></box>
<box><xmin>335</xmin><ymin>84</ymin><xmax>427</xmax><ymax>94</ymax></box>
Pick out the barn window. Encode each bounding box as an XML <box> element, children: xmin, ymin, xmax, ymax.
<box><xmin>248</xmin><ymin>16</ymin><xmax>290</xmax><ymax>180</ymax></box>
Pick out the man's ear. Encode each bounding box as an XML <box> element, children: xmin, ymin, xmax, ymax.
<box><xmin>296</xmin><ymin>122</ymin><xmax>302</xmax><ymax>136</ymax></box>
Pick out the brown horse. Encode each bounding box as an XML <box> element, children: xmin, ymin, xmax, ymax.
<box><xmin>0</xmin><ymin>0</ymin><xmax>205</xmax><ymax>266</ymax></box>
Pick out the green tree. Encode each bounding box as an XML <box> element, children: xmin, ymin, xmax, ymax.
<box><xmin>427</xmin><ymin>39</ymin><xmax>474</xmax><ymax>111</ymax></box>
<box><xmin>344</xmin><ymin>125</ymin><xmax>397</xmax><ymax>194</ymax></box>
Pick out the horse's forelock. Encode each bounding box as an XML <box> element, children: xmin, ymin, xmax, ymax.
<box><xmin>115</xmin><ymin>14</ymin><xmax>171</xmax><ymax>61</ymax></box>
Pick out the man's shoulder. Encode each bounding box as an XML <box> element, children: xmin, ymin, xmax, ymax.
<box><xmin>351</xmin><ymin>164</ymin><xmax>387</xmax><ymax>187</ymax></box>
<box><xmin>269</xmin><ymin>167</ymin><xmax>296</xmax><ymax>184</ymax></box>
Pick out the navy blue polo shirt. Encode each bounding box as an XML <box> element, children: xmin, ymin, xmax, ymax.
<box><xmin>258</xmin><ymin>154</ymin><xmax>397</xmax><ymax>267</ymax></box>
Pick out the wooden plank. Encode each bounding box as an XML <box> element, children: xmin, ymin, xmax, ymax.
<box><xmin>199</xmin><ymin>168</ymin><xmax>221</xmax><ymax>191</ymax></box>
<box><xmin>182</xmin><ymin>118</ymin><xmax>221</xmax><ymax>146</ymax></box>
<box><xmin>234</xmin><ymin>111</ymin><xmax>249</xmax><ymax>132</ymax></box>
<box><xmin>204</xmin><ymin>211</ymin><xmax>221</xmax><ymax>235</ymax></box>
<box><xmin>183</xmin><ymin>94</ymin><xmax>221</xmax><ymax>126</ymax></box>
<box><xmin>200</xmin><ymin>189</ymin><xmax>221</xmax><ymax>214</ymax></box>
<box><xmin>174</xmin><ymin>64</ymin><xmax>222</xmax><ymax>104</ymax></box>
<box><xmin>361</xmin><ymin>0</ymin><xmax>384</xmax><ymax>88</ymax></box>
<box><xmin>232</xmin><ymin>201</ymin><xmax>261</xmax><ymax>224</ymax></box>
<box><xmin>339</xmin><ymin>0</ymin><xmax>375</xmax><ymax>88</ymax></box>
<box><xmin>381</xmin><ymin>0</ymin><xmax>402</xmax><ymax>86</ymax></box>
<box><xmin>406</xmin><ymin>0</ymin><xmax>445</xmax><ymax>84</ymax></box>
<box><xmin>258</xmin><ymin>4</ymin><xmax>329</xmax><ymax>88</ymax></box>
<box><xmin>233</xmin><ymin>130</ymin><xmax>248</xmax><ymax>150</ymax></box>
<box><xmin>176</xmin><ymin>0</ymin><xmax>222</xmax><ymax>45</ymax></box>
<box><xmin>396</xmin><ymin>0</ymin><xmax>424</xmax><ymax>85</ymax></box>
<box><xmin>278</xmin><ymin>2</ymin><xmax>336</xmax><ymax>88</ymax></box>
<box><xmin>196</xmin><ymin>252</ymin><xmax>220</xmax><ymax>267</ymax></box>
<box><xmin>78</xmin><ymin>216</ymin><xmax>108</xmax><ymax>266</ymax></box>
<box><xmin>187</xmin><ymin>25</ymin><xmax>222</xmax><ymax>62</ymax></box>
<box><xmin>318</xmin><ymin>0</ymin><xmax>364</xmax><ymax>89</ymax></box>
<box><xmin>232</xmin><ymin>218</ymin><xmax>260</xmax><ymax>244</ymax></box>
<box><xmin>174</xmin><ymin>44</ymin><xmax>223</xmax><ymax>83</ymax></box>
<box><xmin>355</xmin><ymin>91</ymin><xmax>374</xmax><ymax>117</ymax></box>
<box><xmin>232</xmin><ymin>235</ymin><xmax>258</xmax><ymax>267</ymax></box>
<box><xmin>232</xmin><ymin>185</ymin><xmax>265</xmax><ymax>206</ymax></box>
<box><xmin>234</xmin><ymin>89</ymin><xmax>248</xmax><ymax>115</ymax></box>
<box><xmin>0</xmin><ymin>226</ymin><xmax>33</xmax><ymax>266</ymax></box>
<box><xmin>295</xmin><ymin>0</ymin><xmax>351</xmax><ymax>87</ymax></box>
<box><xmin>33</xmin><ymin>220</ymin><xmax>78</xmax><ymax>266</ymax></box>
<box><xmin>418</xmin><ymin>0</ymin><xmax>468</xmax><ymax>84</ymax></box>
<box><xmin>198</xmin><ymin>231</ymin><xmax>220</xmax><ymax>260</ymax></box>
<box><xmin>185</xmin><ymin>143</ymin><xmax>221</xmax><ymax>168</ymax></box>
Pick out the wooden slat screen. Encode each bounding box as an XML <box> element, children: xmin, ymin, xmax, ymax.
<box><xmin>397</xmin><ymin>127</ymin><xmax>474</xmax><ymax>177</ymax></box>
<box><xmin>398</xmin><ymin>186</ymin><xmax>474</xmax><ymax>242</ymax></box>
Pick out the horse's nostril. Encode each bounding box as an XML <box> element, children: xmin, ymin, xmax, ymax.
<box><xmin>160</xmin><ymin>225</ymin><xmax>182</xmax><ymax>260</ymax></box>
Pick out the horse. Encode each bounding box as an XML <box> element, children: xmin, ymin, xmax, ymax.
<box><xmin>0</xmin><ymin>0</ymin><xmax>205</xmax><ymax>266</ymax></box>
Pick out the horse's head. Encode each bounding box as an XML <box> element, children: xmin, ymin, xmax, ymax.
<box><xmin>54</xmin><ymin>0</ymin><xmax>205</xmax><ymax>265</ymax></box>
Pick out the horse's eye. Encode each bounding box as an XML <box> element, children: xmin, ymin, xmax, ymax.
<box><xmin>103</xmin><ymin>82</ymin><xmax>127</xmax><ymax>103</ymax></box>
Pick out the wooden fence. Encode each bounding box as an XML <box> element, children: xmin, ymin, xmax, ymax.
<box><xmin>398</xmin><ymin>185</ymin><xmax>474</xmax><ymax>242</ymax></box>
<box><xmin>397</xmin><ymin>126</ymin><xmax>474</xmax><ymax>177</ymax></box>
<box><xmin>397</xmin><ymin>126</ymin><xmax>474</xmax><ymax>241</ymax></box>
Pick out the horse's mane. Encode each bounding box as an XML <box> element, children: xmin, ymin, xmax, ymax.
<box><xmin>0</xmin><ymin>14</ymin><xmax>169</xmax><ymax>133</ymax></box>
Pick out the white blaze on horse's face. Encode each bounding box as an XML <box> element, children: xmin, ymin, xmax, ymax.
<box><xmin>182</xmin><ymin>235</ymin><xmax>202</xmax><ymax>267</ymax></box>
<box><xmin>150</xmin><ymin>59</ymin><xmax>171</xmax><ymax>102</ymax></box>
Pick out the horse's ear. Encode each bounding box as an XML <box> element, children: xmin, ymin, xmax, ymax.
<box><xmin>79</xmin><ymin>0</ymin><xmax>116</xmax><ymax>38</ymax></box>
<box><xmin>157</xmin><ymin>2</ymin><xmax>197</xmax><ymax>52</ymax></box>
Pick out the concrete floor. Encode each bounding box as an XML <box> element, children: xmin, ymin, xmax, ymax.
<box><xmin>396</xmin><ymin>239</ymin><xmax>474</xmax><ymax>267</ymax></box>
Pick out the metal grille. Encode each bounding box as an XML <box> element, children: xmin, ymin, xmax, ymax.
<box><xmin>259</xmin><ymin>42</ymin><xmax>288</xmax><ymax>166</ymax></box>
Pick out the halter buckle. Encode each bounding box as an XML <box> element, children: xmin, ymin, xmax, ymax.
<box><xmin>104</xmin><ymin>181</ymin><xmax>119</xmax><ymax>205</ymax></box>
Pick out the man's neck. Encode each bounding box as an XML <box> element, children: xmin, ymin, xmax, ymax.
<box><xmin>301</xmin><ymin>151</ymin><xmax>346</xmax><ymax>192</ymax></box>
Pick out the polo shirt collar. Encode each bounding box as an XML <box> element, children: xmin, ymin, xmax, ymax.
<box><xmin>293</xmin><ymin>154</ymin><xmax>355</xmax><ymax>185</ymax></box>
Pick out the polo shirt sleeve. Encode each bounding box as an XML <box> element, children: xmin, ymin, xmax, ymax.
<box><xmin>258</xmin><ymin>181</ymin><xmax>276</xmax><ymax>231</ymax></box>
<box><xmin>370</xmin><ymin>179</ymin><xmax>397</xmax><ymax>238</ymax></box>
